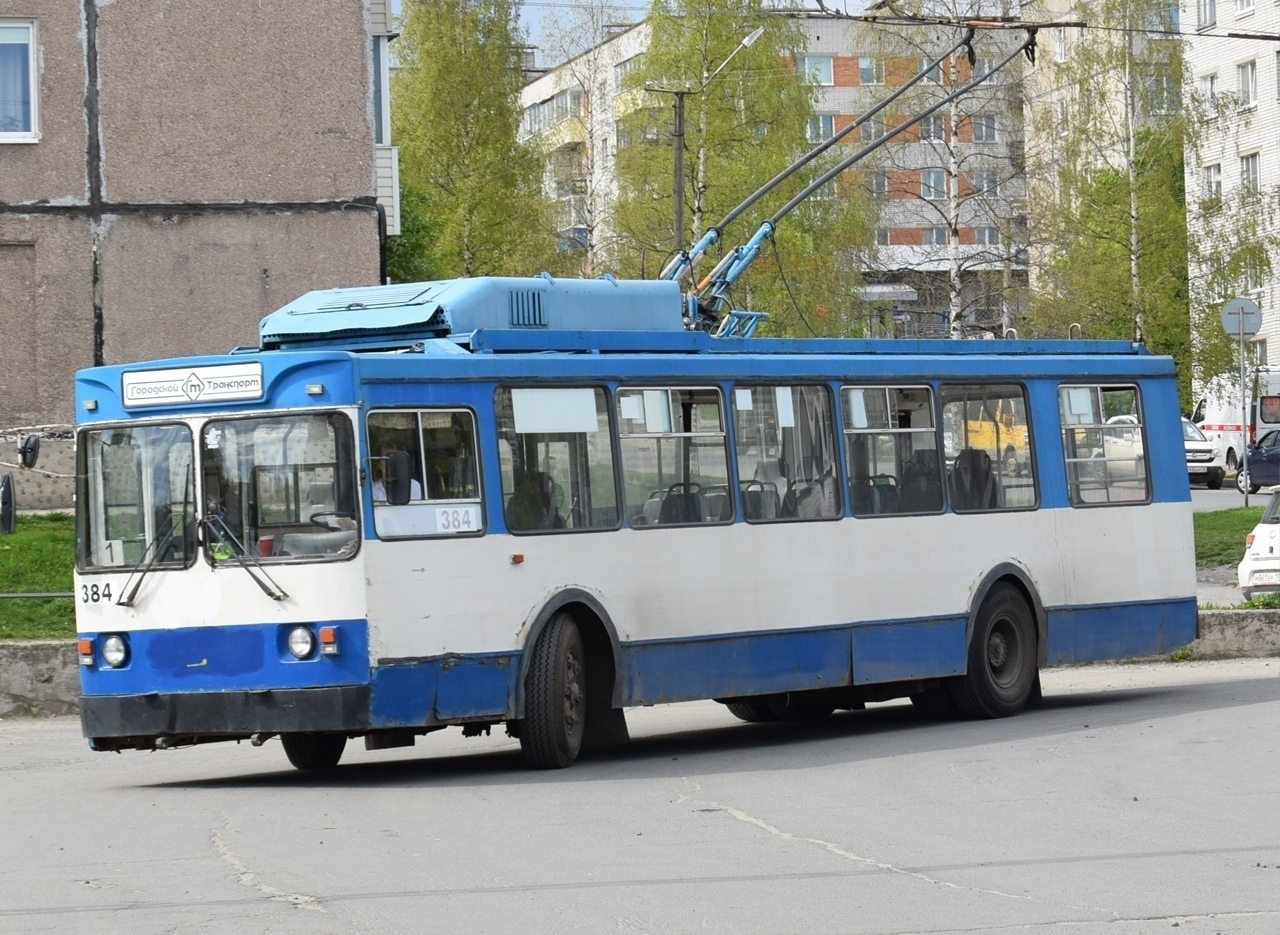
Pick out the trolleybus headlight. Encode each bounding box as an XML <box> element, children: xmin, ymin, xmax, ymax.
<box><xmin>288</xmin><ymin>626</ymin><xmax>315</xmax><ymax>659</ymax></box>
<box><xmin>101</xmin><ymin>635</ymin><xmax>129</xmax><ymax>668</ymax></box>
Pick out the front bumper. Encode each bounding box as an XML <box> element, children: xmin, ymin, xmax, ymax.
<box><xmin>81</xmin><ymin>685</ymin><xmax>370</xmax><ymax>750</ymax></box>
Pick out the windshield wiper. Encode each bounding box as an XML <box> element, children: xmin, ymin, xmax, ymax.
<box><xmin>201</xmin><ymin>514</ymin><xmax>289</xmax><ymax>601</ymax></box>
<box><xmin>116</xmin><ymin>466</ymin><xmax>194</xmax><ymax>608</ymax></box>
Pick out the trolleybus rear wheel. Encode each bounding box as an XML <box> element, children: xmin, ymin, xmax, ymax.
<box><xmin>950</xmin><ymin>582</ymin><xmax>1037</xmax><ymax>719</ymax></box>
<box><xmin>281</xmin><ymin>732</ymin><xmax>347</xmax><ymax>769</ymax></box>
<box><xmin>724</xmin><ymin>702</ymin><xmax>779</xmax><ymax>722</ymax></box>
<box><xmin>521</xmin><ymin>612</ymin><xmax>586</xmax><ymax>768</ymax></box>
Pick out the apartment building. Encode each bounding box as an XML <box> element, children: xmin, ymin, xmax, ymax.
<box><xmin>0</xmin><ymin>0</ymin><xmax>400</xmax><ymax>438</ymax></box>
<box><xmin>1183</xmin><ymin>0</ymin><xmax>1278</xmax><ymax>363</ymax></box>
<box><xmin>519</xmin><ymin>11</ymin><xmax>1028</xmax><ymax>335</ymax></box>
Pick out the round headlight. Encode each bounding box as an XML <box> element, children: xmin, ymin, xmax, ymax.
<box><xmin>101</xmin><ymin>635</ymin><xmax>129</xmax><ymax>668</ymax></box>
<box><xmin>288</xmin><ymin>626</ymin><xmax>315</xmax><ymax>659</ymax></box>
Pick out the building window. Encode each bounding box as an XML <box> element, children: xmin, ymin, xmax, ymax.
<box><xmin>859</xmin><ymin>57</ymin><xmax>884</xmax><ymax>85</ymax></box>
<box><xmin>1054</xmin><ymin>28</ymin><xmax>1067</xmax><ymax>62</ymax></box>
<box><xmin>875</xmin><ymin>228</ymin><xmax>890</xmax><ymax>245</ymax></box>
<box><xmin>971</xmin><ymin>171</ymin><xmax>999</xmax><ymax>198</ymax></box>
<box><xmin>860</xmin><ymin>116</ymin><xmax>885</xmax><ymax>143</ymax></box>
<box><xmin>975</xmin><ymin>227</ymin><xmax>1000</xmax><ymax>245</ymax></box>
<box><xmin>919</xmin><ymin>114</ymin><xmax>945</xmax><ymax>141</ymax></box>
<box><xmin>1237</xmin><ymin>0</ymin><xmax>1254</xmax><ymax>14</ymax></box>
<box><xmin>870</xmin><ymin>171</ymin><xmax>888</xmax><ymax>198</ymax></box>
<box><xmin>923</xmin><ymin>227</ymin><xmax>948</xmax><ymax>245</ymax></box>
<box><xmin>972</xmin><ymin>57</ymin><xmax>993</xmax><ymax>79</ymax></box>
<box><xmin>615</xmin><ymin>55</ymin><xmax>643</xmax><ymax>92</ymax></box>
<box><xmin>1054</xmin><ymin>98</ymin><xmax>1069</xmax><ymax>134</ymax></box>
<box><xmin>0</xmin><ymin>22</ymin><xmax>37</xmax><ymax>141</ymax></box>
<box><xmin>919</xmin><ymin>57</ymin><xmax>942</xmax><ymax>83</ymax></box>
<box><xmin>972</xmin><ymin>114</ymin><xmax>997</xmax><ymax>142</ymax></box>
<box><xmin>808</xmin><ymin>114</ymin><xmax>835</xmax><ymax>142</ymax></box>
<box><xmin>922</xmin><ymin>169</ymin><xmax>946</xmax><ymax>200</ymax></box>
<box><xmin>797</xmin><ymin>55</ymin><xmax>834</xmax><ymax>86</ymax></box>
<box><xmin>1146</xmin><ymin>76</ymin><xmax>1177</xmax><ymax>114</ymax></box>
<box><xmin>1242</xmin><ymin>152</ymin><xmax>1260</xmax><ymax>192</ymax></box>
<box><xmin>1203</xmin><ymin>163</ymin><xmax>1222</xmax><ymax>199</ymax></box>
<box><xmin>1199</xmin><ymin>73</ymin><xmax>1218</xmax><ymax>99</ymax></box>
<box><xmin>1198</xmin><ymin>0</ymin><xmax>1216</xmax><ymax>26</ymax></box>
<box><xmin>1238</xmin><ymin>60</ymin><xmax>1257</xmax><ymax>108</ymax></box>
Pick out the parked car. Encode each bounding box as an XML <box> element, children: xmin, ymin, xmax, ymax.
<box><xmin>1182</xmin><ymin>418</ymin><xmax>1225</xmax><ymax>489</ymax></box>
<box><xmin>1235</xmin><ymin>429</ymin><xmax>1280</xmax><ymax>494</ymax></box>
<box><xmin>1239</xmin><ymin>488</ymin><xmax>1280</xmax><ymax>599</ymax></box>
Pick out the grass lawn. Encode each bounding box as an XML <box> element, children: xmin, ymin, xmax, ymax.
<box><xmin>0</xmin><ymin>508</ymin><xmax>1273</xmax><ymax>640</ymax></box>
<box><xmin>0</xmin><ymin>513</ymin><xmax>75</xmax><ymax>640</ymax></box>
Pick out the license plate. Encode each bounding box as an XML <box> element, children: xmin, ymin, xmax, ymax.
<box><xmin>1188</xmin><ymin>465</ymin><xmax>1208</xmax><ymax>473</ymax></box>
<box><xmin>1252</xmin><ymin>572</ymin><xmax>1280</xmax><ymax>585</ymax></box>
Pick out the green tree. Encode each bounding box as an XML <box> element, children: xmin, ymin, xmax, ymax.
<box><xmin>393</xmin><ymin>0</ymin><xmax>565</xmax><ymax>277</ymax></box>
<box><xmin>1023</xmin><ymin>0</ymin><xmax>1192</xmax><ymax>399</ymax></box>
<box><xmin>613</xmin><ymin>0</ymin><xmax>872</xmax><ymax>335</ymax></box>
<box><xmin>385</xmin><ymin>185</ymin><xmax>445</xmax><ymax>284</ymax></box>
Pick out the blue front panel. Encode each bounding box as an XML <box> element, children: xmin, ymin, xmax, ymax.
<box><xmin>78</xmin><ymin>620</ymin><xmax>369</xmax><ymax>696</ymax></box>
<box><xmin>622</xmin><ymin>628</ymin><xmax>852</xmax><ymax>705</ymax></box>
<box><xmin>1045</xmin><ymin>598</ymin><xmax>1197</xmax><ymax>664</ymax></box>
<box><xmin>851</xmin><ymin>617</ymin><xmax>967</xmax><ymax>685</ymax></box>
<box><xmin>369</xmin><ymin>654</ymin><xmax>518</xmax><ymax>727</ymax></box>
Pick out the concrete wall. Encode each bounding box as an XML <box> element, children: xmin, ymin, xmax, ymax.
<box><xmin>0</xmin><ymin>642</ymin><xmax>79</xmax><ymax>718</ymax></box>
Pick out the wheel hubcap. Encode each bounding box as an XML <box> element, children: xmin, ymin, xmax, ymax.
<box><xmin>562</xmin><ymin>649</ymin><xmax>583</xmax><ymax>731</ymax></box>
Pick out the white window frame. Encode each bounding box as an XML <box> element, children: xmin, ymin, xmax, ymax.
<box><xmin>1199</xmin><ymin>72</ymin><xmax>1218</xmax><ymax>100</ymax></box>
<box><xmin>1054</xmin><ymin>28</ymin><xmax>1067</xmax><ymax>62</ymax></box>
<box><xmin>1237</xmin><ymin>0</ymin><xmax>1254</xmax><ymax>15</ymax></box>
<box><xmin>1198</xmin><ymin>0</ymin><xmax>1216</xmax><ymax>27</ymax></box>
<box><xmin>1238</xmin><ymin>60</ymin><xmax>1257</xmax><ymax>108</ymax></box>
<box><xmin>972</xmin><ymin>114</ymin><xmax>997</xmax><ymax>142</ymax></box>
<box><xmin>797</xmin><ymin>55</ymin><xmax>834</xmax><ymax>86</ymax></box>
<box><xmin>919</xmin><ymin>114</ymin><xmax>945</xmax><ymax>141</ymax></box>
<box><xmin>971</xmin><ymin>171</ymin><xmax>999</xmax><ymax>199</ymax></box>
<box><xmin>870</xmin><ymin>171</ymin><xmax>888</xmax><ymax>198</ymax></box>
<box><xmin>1203</xmin><ymin>163</ymin><xmax>1222</xmax><ymax>199</ymax></box>
<box><xmin>858</xmin><ymin>57</ymin><xmax>884</xmax><ymax>85</ymax></box>
<box><xmin>874</xmin><ymin>227</ymin><xmax>890</xmax><ymax>246</ymax></box>
<box><xmin>808</xmin><ymin>113</ymin><xmax>835</xmax><ymax>143</ymax></box>
<box><xmin>0</xmin><ymin>20</ymin><xmax>38</xmax><ymax>143</ymax></box>
<box><xmin>975</xmin><ymin>227</ymin><xmax>1000</xmax><ymax>246</ymax></box>
<box><xmin>1241</xmin><ymin>152</ymin><xmax>1260</xmax><ymax>192</ymax></box>
<box><xmin>923</xmin><ymin>227</ymin><xmax>947</xmax><ymax>245</ymax></box>
<box><xmin>921</xmin><ymin>169</ymin><xmax>946</xmax><ymax>200</ymax></box>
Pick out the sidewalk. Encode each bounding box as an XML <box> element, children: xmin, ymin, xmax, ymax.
<box><xmin>1198</xmin><ymin>564</ymin><xmax>1244</xmax><ymax>607</ymax></box>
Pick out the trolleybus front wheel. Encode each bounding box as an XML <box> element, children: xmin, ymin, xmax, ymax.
<box><xmin>521</xmin><ymin>612</ymin><xmax>586</xmax><ymax>768</ymax></box>
<box><xmin>724</xmin><ymin>702</ymin><xmax>779</xmax><ymax>722</ymax></box>
<box><xmin>281</xmin><ymin>732</ymin><xmax>347</xmax><ymax>769</ymax></box>
<box><xmin>951</xmin><ymin>582</ymin><xmax>1037</xmax><ymax>719</ymax></box>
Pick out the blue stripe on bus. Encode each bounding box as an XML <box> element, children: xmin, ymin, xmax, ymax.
<box><xmin>1044</xmin><ymin>597</ymin><xmax>1197</xmax><ymax>664</ymax></box>
<box><xmin>77</xmin><ymin>620</ymin><xmax>370</xmax><ymax>696</ymax></box>
<box><xmin>369</xmin><ymin>654</ymin><xmax>519</xmax><ymax>727</ymax></box>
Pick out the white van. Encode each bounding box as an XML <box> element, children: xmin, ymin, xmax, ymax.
<box><xmin>1192</xmin><ymin>368</ymin><xmax>1280</xmax><ymax>478</ymax></box>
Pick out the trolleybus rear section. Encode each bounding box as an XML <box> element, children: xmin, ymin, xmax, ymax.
<box><xmin>74</xmin><ymin>276</ymin><xmax>1196</xmax><ymax>771</ymax></box>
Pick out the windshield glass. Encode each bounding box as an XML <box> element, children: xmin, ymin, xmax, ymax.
<box><xmin>201</xmin><ymin>413</ymin><xmax>358</xmax><ymax>562</ymax></box>
<box><xmin>1182</xmin><ymin>420</ymin><xmax>1207</xmax><ymax>442</ymax></box>
<box><xmin>78</xmin><ymin>424</ymin><xmax>196</xmax><ymax>571</ymax></box>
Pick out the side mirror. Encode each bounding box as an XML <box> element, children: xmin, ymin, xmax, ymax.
<box><xmin>385</xmin><ymin>450</ymin><xmax>413</xmax><ymax>506</ymax></box>
<box><xmin>18</xmin><ymin>434</ymin><xmax>39</xmax><ymax>469</ymax></box>
<box><xmin>0</xmin><ymin>473</ymin><xmax>14</xmax><ymax>535</ymax></box>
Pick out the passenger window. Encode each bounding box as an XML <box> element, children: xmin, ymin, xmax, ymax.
<box><xmin>1059</xmin><ymin>385</ymin><xmax>1148</xmax><ymax>506</ymax></box>
<box><xmin>496</xmin><ymin>387</ymin><xmax>618</xmax><ymax>533</ymax></box>
<box><xmin>941</xmin><ymin>384</ymin><xmax>1036</xmax><ymax>511</ymax></box>
<box><xmin>618</xmin><ymin>387</ymin><xmax>732</xmax><ymax>526</ymax></box>
<box><xmin>367</xmin><ymin>410</ymin><xmax>483</xmax><ymax>537</ymax></box>
<box><xmin>734</xmin><ymin>385</ymin><xmax>841</xmax><ymax>521</ymax></box>
<box><xmin>843</xmin><ymin>386</ymin><xmax>943</xmax><ymax>516</ymax></box>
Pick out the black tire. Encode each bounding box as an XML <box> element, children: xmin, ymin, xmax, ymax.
<box><xmin>767</xmin><ymin>702</ymin><xmax>835</xmax><ymax>721</ymax></box>
<box><xmin>950</xmin><ymin>582</ymin><xmax>1038</xmax><ymax>719</ymax></box>
<box><xmin>1236</xmin><ymin>470</ymin><xmax>1260</xmax><ymax>494</ymax></box>
<box><xmin>910</xmin><ymin>686</ymin><xmax>960</xmax><ymax>719</ymax></box>
<box><xmin>520</xmin><ymin>612</ymin><xmax>586</xmax><ymax>769</ymax></box>
<box><xmin>1207</xmin><ymin>470</ymin><xmax>1224</xmax><ymax>490</ymax></box>
<box><xmin>280</xmin><ymin>733</ymin><xmax>347</xmax><ymax>769</ymax></box>
<box><xmin>1227</xmin><ymin>449</ymin><xmax>1238</xmax><ymax>473</ymax></box>
<box><xmin>724</xmin><ymin>701</ymin><xmax>779</xmax><ymax>722</ymax></box>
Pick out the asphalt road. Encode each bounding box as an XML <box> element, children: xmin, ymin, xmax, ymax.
<box><xmin>1</xmin><ymin>660</ymin><xmax>1277</xmax><ymax>935</ymax></box>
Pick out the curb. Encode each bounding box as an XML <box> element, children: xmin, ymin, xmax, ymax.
<box><xmin>4</xmin><ymin>613</ymin><xmax>1280</xmax><ymax>718</ymax></box>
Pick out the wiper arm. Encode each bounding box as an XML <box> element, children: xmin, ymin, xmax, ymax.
<box><xmin>202</xmin><ymin>514</ymin><xmax>289</xmax><ymax>601</ymax></box>
<box><xmin>115</xmin><ymin>517</ymin><xmax>181</xmax><ymax>607</ymax></box>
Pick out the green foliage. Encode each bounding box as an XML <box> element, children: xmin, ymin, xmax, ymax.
<box><xmin>1193</xmin><ymin>506</ymin><xmax>1263</xmax><ymax>567</ymax></box>
<box><xmin>393</xmin><ymin>0</ymin><xmax>565</xmax><ymax>277</ymax></box>
<box><xmin>1169</xmin><ymin>646</ymin><xmax>1192</xmax><ymax>661</ymax></box>
<box><xmin>385</xmin><ymin>184</ymin><xmax>446</xmax><ymax>284</ymax></box>
<box><xmin>611</xmin><ymin>0</ymin><xmax>871</xmax><ymax>332</ymax></box>
<box><xmin>0</xmin><ymin>513</ymin><xmax>75</xmax><ymax>640</ymax></box>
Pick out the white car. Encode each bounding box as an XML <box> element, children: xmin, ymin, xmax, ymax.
<box><xmin>1182</xmin><ymin>418</ymin><xmax>1225</xmax><ymax>489</ymax></box>
<box><xmin>1238</xmin><ymin>487</ymin><xmax>1280</xmax><ymax>600</ymax></box>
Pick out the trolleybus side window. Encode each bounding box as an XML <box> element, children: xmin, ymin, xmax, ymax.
<box><xmin>367</xmin><ymin>409</ymin><xmax>483</xmax><ymax>537</ymax></box>
<box><xmin>1059</xmin><ymin>384</ymin><xmax>1149</xmax><ymax>506</ymax></box>
<box><xmin>77</xmin><ymin>424</ymin><xmax>196</xmax><ymax>571</ymax></box>
<box><xmin>201</xmin><ymin>413</ymin><xmax>358</xmax><ymax>561</ymax></box>
<box><xmin>733</xmin><ymin>384</ymin><xmax>841</xmax><ymax>522</ymax></box>
<box><xmin>496</xmin><ymin>387</ymin><xmax>619</xmax><ymax>533</ymax></box>
<box><xmin>618</xmin><ymin>387</ymin><xmax>733</xmax><ymax>526</ymax></box>
<box><xmin>940</xmin><ymin>384</ymin><xmax>1037</xmax><ymax>511</ymax></box>
<box><xmin>843</xmin><ymin>386</ymin><xmax>943</xmax><ymax>516</ymax></box>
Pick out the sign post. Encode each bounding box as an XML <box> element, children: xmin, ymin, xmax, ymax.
<box><xmin>1222</xmin><ymin>298</ymin><xmax>1263</xmax><ymax>506</ymax></box>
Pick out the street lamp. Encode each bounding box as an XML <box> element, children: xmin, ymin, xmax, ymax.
<box><xmin>648</xmin><ymin>26</ymin><xmax>765</xmax><ymax>257</ymax></box>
